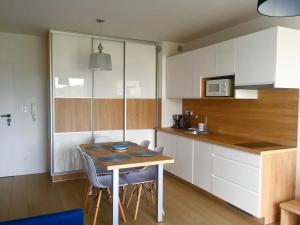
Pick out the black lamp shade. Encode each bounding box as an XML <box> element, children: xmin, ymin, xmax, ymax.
<box><xmin>257</xmin><ymin>0</ymin><xmax>300</xmax><ymax>17</ymax></box>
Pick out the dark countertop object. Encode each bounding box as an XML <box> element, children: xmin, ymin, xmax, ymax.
<box><xmin>157</xmin><ymin>128</ymin><xmax>297</xmax><ymax>155</ymax></box>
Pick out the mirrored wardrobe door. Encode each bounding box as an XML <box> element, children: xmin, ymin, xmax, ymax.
<box><xmin>51</xmin><ymin>33</ymin><xmax>93</xmax><ymax>174</ymax></box>
<box><xmin>125</xmin><ymin>42</ymin><xmax>157</xmax><ymax>149</ymax></box>
<box><xmin>92</xmin><ymin>39</ymin><xmax>125</xmax><ymax>142</ymax></box>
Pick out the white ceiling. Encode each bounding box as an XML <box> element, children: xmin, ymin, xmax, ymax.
<box><xmin>0</xmin><ymin>0</ymin><xmax>260</xmax><ymax>42</ymax></box>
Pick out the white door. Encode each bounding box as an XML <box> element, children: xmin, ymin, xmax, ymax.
<box><xmin>0</xmin><ymin>63</ymin><xmax>16</xmax><ymax>177</ymax></box>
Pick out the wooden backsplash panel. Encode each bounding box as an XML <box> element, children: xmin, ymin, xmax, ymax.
<box><xmin>55</xmin><ymin>98</ymin><xmax>91</xmax><ymax>132</ymax></box>
<box><xmin>93</xmin><ymin>99</ymin><xmax>124</xmax><ymax>130</ymax></box>
<box><xmin>183</xmin><ymin>89</ymin><xmax>299</xmax><ymax>146</ymax></box>
<box><xmin>127</xmin><ymin>99</ymin><xmax>156</xmax><ymax>129</ymax></box>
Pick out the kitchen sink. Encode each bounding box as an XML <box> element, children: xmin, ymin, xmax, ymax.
<box><xmin>184</xmin><ymin>130</ymin><xmax>208</xmax><ymax>135</ymax></box>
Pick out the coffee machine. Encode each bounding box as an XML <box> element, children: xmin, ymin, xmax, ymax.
<box><xmin>172</xmin><ymin>114</ymin><xmax>184</xmax><ymax>128</ymax></box>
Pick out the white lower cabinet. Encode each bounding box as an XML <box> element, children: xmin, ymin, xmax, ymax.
<box><xmin>212</xmin><ymin>145</ymin><xmax>261</xmax><ymax>217</ymax></box>
<box><xmin>157</xmin><ymin>131</ymin><xmax>263</xmax><ymax>218</ymax></box>
<box><xmin>157</xmin><ymin>131</ymin><xmax>177</xmax><ymax>173</ymax></box>
<box><xmin>174</xmin><ymin>136</ymin><xmax>194</xmax><ymax>183</ymax></box>
<box><xmin>193</xmin><ymin>140</ymin><xmax>212</xmax><ymax>192</ymax></box>
<box><xmin>212</xmin><ymin>175</ymin><xmax>260</xmax><ymax>217</ymax></box>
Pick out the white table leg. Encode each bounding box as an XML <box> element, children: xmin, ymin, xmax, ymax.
<box><xmin>112</xmin><ymin>169</ymin><xmax>119</xmax><ymax>225</ymax></box>
<box><xmin>156</xmin><ymin>164</ymin><xmax>163</xmax><ymax>222</ymax></box>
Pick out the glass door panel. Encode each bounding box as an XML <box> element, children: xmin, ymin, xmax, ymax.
<box><xmin>125</xmin><ymin>42</ymin><xmax>157</xmax><ymax>149</ymax></box>
<box><xmin>92</xmin><ymin>39</ymin><xmax>125</xmax><ymax>142</ymax></box>
<box><xmin>51</xmin><ymin>33</ymin><xmax>93</xmax><ymax>174</ymax></box>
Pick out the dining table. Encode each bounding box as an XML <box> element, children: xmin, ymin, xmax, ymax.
<box><xmin>80</xmin><ymin>141</ymin><xmax>174</xmax><ymax>225</ymax></box>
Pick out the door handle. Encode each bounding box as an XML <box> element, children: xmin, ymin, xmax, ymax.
<box><xmin>1</xmin><ymin>114</ymin><xmax>11</xmax><ymax>118</ymax></box>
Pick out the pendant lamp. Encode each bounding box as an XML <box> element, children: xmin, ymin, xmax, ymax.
<box><xmin>257</xmin><ymin>0</ymin><xmax>300</xmax><ymax>17</ymax></box>
<box><xmin>89</xmin><ymin>19</ymin><xmax>112</xmax><ymax>70</ymax></box>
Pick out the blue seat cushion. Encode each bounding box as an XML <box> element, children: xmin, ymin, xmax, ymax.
<box><xmin>0</xmin><ymin>209</ymin><xmax>83</xmax><ymax>225</ymax></box>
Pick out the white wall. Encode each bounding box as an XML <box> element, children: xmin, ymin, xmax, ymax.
<box><xmin>160</xmin><ymin>41</ymin><xmax>183</xmax><ymax>127</ymax></box>
<box><xmin>0</xmin><ymin>32</ymin><xmax>48</xmax><ymax>175</ymax></box>
<box><xmin>184</xmin><ymin>17</ymin><xmax>300</xmax><ymax>198</ymax></box>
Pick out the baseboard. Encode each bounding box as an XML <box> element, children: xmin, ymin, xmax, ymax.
<box><xmin>51</xmin><ymin>171</ymin><xmax>86</xmax><ymax>182</ymax></box>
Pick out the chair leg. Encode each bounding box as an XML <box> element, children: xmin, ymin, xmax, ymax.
<box><xmin>92</xmin><ymin>189</ymin><xmax>102</xmax><ymax>225</ymax></box>
<box><xmin>126</xmin><ymin>185</ymin><xmax>136</xmax><ymax>208</ymax></box>
<box><xmin>122</xmin><ymin>186</ymin><xmax>127</xmax><ymax>205</ymax></box>
<box><xmin>150</xmin><ymin>182</ymin><xmax>155</xmax><ymax>205</ymax></box>
<box><xmin>83</xmin><ymin>184</ymin><xmax>91</xmax><ymax>211</ymax></box>
<box><xmin>134</xmin><ymin>185</ymin><xmax>142</xmax><ymax>220</ymax></box>
<box><xmin>119</xmin><ymin>197</ymin><xmax>127</xmax><ymax>223</ymax></box>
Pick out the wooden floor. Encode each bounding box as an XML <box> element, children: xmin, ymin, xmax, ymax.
<box><xmin>0</xmin><ymin>173</ymin><xmax>277</xmax><ymax>225</ymax></box>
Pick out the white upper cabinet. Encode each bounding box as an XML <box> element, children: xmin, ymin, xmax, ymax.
<box><xmin>235</xmin><ymin>28</ymin><xmax>277</xmax><ymax>87</ymax></box>
<box><xmin>125</xmin><ymin>42</ymin><xmax>156</xmax><ymax>99</ymax></box>
<box><xmin>275</xmin><ymin>27</ymin><xmax>300</xmax><ymax>88</ymax></box>
<box><xmin>52</xmin><ymin>33</ymin><xmax>92</xmax><ymax>98</ymax></box>
<box><xmin>215</xmin><ymin>40</ymin><xmax>235</xmax><ymax>76</ymax></box>
<box><xmin>166</xmin><ymin>50</ymin><xmax>196</xmax><ymax>98</ymax></box>
<box><xmin>165</xmin><ymin>26</ymin><xmax>300</xmax><ymax>99</ymax></box>
<box><xmin>235</xmin><ymin>27</ymin><xmax>300</xmax><ymax>88</ymax></box>
<box><xmin>93</xmin><ymin>39</ymin><xmax>124</xmax><ymax>99</ymax></box>
<box><xmin>166</xmin><ymin>46</ymin><xmax>215</xmax><ymax>99</ymax></box>
<box><xmin>193</xmin><ymin>45</ymin><xmax>216</xmax><ymax>78</ymax></box>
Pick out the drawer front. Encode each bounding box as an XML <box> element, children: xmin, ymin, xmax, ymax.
<box><xmin>212</xmin><ymin>154</ymin><xmax>260</xmax><ymax>193</ymax></box>
<box><xmin>213</xmin><ymin>145</ymin><xmax>260</xmax><ymax>168</ymax></box>
<box><xmin>212</xmin><ymin>175</ymin><xmax>261</xmax><ymax>217</ymax></box>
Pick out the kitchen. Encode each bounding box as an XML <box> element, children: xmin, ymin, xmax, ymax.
<box><xmin>157</xmin><ymin>26</ymin><xmax>299</xmax><ymax>225</ymax></box>
<box><xmin>1</xmin><ymin>1</ymin><xmax>300</xmax><ymax>225</ymax></box>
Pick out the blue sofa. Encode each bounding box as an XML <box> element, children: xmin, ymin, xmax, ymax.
<box><xmin>0</xmin><ymin>209</ymin><xmax>83</xmax><ymax>225</ymax></box>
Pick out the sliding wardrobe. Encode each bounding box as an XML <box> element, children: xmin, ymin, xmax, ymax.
<box><xmin>49</xmin><ymin>31</ymin><xmax>157</xmax><ymax>176</ymax></box>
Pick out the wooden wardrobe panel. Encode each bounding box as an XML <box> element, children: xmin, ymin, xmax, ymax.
<box><xmin>183</xmin><ymin>89</ymin><xmax>298</xmax><ymax>146</ymax></box>
<box><xmin>93</xmin><ymin>99</ymin><xmax>124</xmax><ymax>131</ymax></box>
<box><xmin>55</xmin><ymin>98</ymin><xmax>91</xmax><ymax>133</ymax></box>
<box><xmin>127</xmin><ymin>99</ymin><xmax>156</xmax><ymax>129</ymax></box>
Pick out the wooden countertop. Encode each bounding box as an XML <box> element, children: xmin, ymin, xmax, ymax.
<box><xmin>157</xmin><ymin>128</ymin><xmax>297</xmax><ymax>155</ymax></box>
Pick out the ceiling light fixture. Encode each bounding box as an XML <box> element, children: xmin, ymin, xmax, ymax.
<box><xmin>257</xmin><ymin>0</ymin><xmax>300</xmax><ymax>17</ymax></box>
<box><xmin>89</xmin><ymin>18</ymin><xmax>112</xmax><ymax>70</ymax></box>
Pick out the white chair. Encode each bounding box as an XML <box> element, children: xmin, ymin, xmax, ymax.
<box><xmin>94</xmin><ymin>136</ymin><xmax>111</xmax><ymax>143</ymax></box>
<box><xmin>140</xmin><ymin>140</ymin><xmax>150</xmax><ymax>148</ymax></box>
<box><xmin>83</xmin><ymin>151</ymin><xmax>128</xmax><ymax>225</ymax></box>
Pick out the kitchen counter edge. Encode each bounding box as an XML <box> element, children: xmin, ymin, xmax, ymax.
<box><xmin>156</xmin><ymin>128</ymin><xmax>297</xmax><ymax>155</ymax></box>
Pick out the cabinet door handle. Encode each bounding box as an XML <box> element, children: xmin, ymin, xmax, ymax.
<box><xmin>1</xmin><ymin>114</ymin><xmax>11</xmax><ymax>118</ymax></box>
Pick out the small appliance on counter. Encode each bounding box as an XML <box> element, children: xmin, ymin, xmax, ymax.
<box><xmin>171</xmin><ymin>114</ymin><xmax>185</xmax><ymax>128</ymax></box>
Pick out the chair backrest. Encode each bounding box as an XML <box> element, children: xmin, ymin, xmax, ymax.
<box><xmin>94</xmin><ymin>136</ymin><xmax>111</xmax><ymax>143</ymax></box>
<box><xmin>154</xmin><ymin>146</ymin><xmax>165</xmax><ymax>154</ymax></box>
<box><xmin>82</xmin><ymin>152</ymin><xmax>104</xmax><ymax>188</ymax></box>
<box><xmin>76</xmin><ymin>147</ymin><xmax>88</xmax><ymax>174</ymax></box>
<box><xmin>140</xmin><ymin>140</ymin><xmax>150</xmax><ymax>148</ymax></box>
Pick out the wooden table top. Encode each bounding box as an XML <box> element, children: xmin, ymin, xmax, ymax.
<box><xmin>80</xmin><ymin>142</ymin><xmax>174</xmax><ymax>170</ymax></box>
